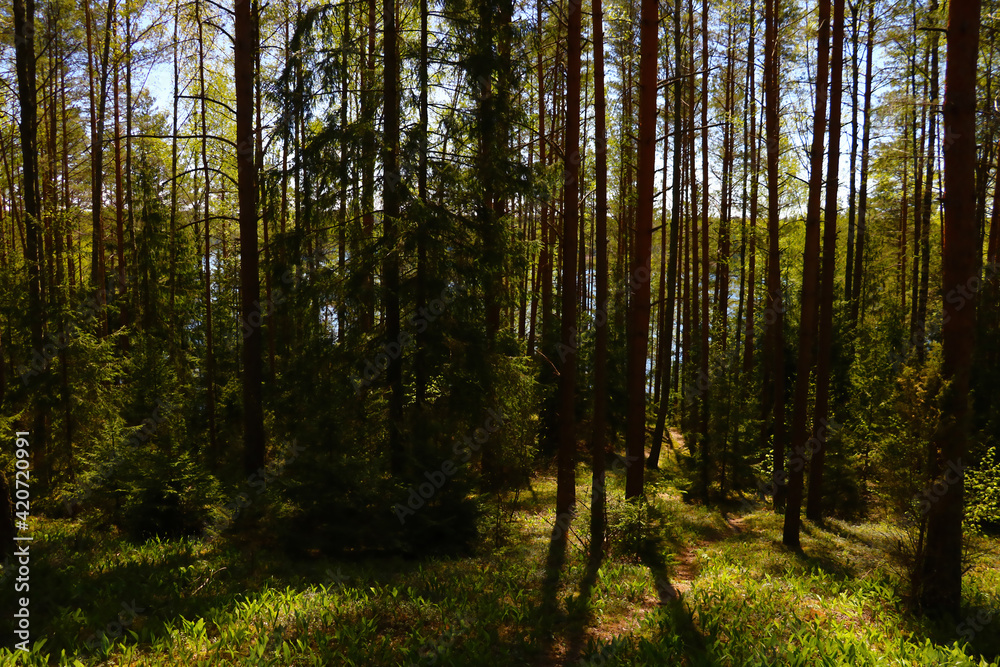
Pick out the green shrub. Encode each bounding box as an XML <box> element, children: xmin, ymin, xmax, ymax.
<box><xmin>967</xmin><ymin>446</ymin><xmax>1000</xmax><ymax>534</ymax></box>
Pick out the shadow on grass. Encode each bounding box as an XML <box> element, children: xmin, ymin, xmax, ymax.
<box><xmin>638</xmin><ymin>538</ymin><xmax>714</xmax><ymax>665</ymax></box>
<box><xmin>533</xmin><ymin>514</ymin><xmax>569</xmax><ymax>665</ymax></box>
<box><xmin>563</xmin><ymin>530</ymin><xmax>603</xmax><ymax>664</ymax></box>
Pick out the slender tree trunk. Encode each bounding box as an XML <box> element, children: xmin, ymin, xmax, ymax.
<box><xmin>590</xmin><ymin>0</ymin><xmax>609</xmax><ymax>557</ymax></box>
<box><xmin>536</xmin><ymin>0</ymin><xmax>550</xmax><ymax>354</ymax></box>
<box><xmin>845</xmin><ymin>1</ymin><xmax>859</xmax><ymax>302</ymax></box>
<box><xmin>976</xmin><ymin>40</ymin><xmax>996</xmax><ymax>270</ymax></box>
<box><xmin>648</xmin><ymin>0</ymin><xmax>682</xmax><ymax>471</ymax></box>
<box><xmin>919</xmin><ymin>0</ymin><xmax>980</xmax><ymax>617</ymax></box>
<box><xmin>237</xmin><ymin>0</ymin><xmax>265</xmax><ymax>474</ymax></box>
<box><xmin>717</xmin><ymin>19</ymin><xmax>734</xmax><ymax>356</ymax></box>
<box><xmin>14</xmin><ymin>0</ymin><xmax>48</xmax><ymax>492</ymax></box>
<box><xmin>383</xmin><ymin>0</ymin><xmax>404</xmax><ymax>474</ymax></box>
<box><xmin>360</xmin><ymin>0</ymin><xmax>377</xmax><ymax>333</ymax></box>
<box><xmin>197</xmin><ymin>0</ymin><xmax>218</xmax><ymax>461</ymax></box>
<box><xmin>900</xmin><ymin>147</ymin><xmax>909</xmax><ymax>311</ymax></box>
<box><xmin>88</xmin><ymin>0</ymin><xmax>115</xmax><ymax>336</ymax></box>
<box><xmin>687</xmin><ymin>0</ymin><xmax>699</xmax><ymax>436</ymax></box>
<box><xmin>698</xmin><ymin>0</ymin><xmax>710</xmax><ymax>502</ymax></box>
<box><xmin>124</xmin><ymin>11</ymin><xmax>135</xmax><ymax>336</ymax></box>
<box><xmin>744</xmin><ymin>7</ymin><xmax>760</xmax><ymax>376</ymax></box>
<box><xmin>807</xmin><ymin>0</ymin><xmax>846</xmax><ymax>521</ymax></box>
<box><xmin>168</xmin><ymin>0</ymin><xmax>180</xmax><ymax>325</ymax></box>
<box><xmin>557</xmin><ymin>0</ymin><xmax>582</xmax><ymax>524</ymax></box>
<box><xmin>625</xmin><ymin>0</ymin><xmax>658</xmax><ymax>500</ymax></box>
<box><xmin>113</xmin><ymin>61</ymin><xmax>125</xmax><ymax>330</ymax></box>
<box><xmin>415</xmin><ymin>0</ymin><xmax>428</xmax><ymax>404</ymax></box>
<box><xmin>916</xmin><ymin>5</ymin><xmax>939</xmax><ymax>364</ymax></box>
<box><xmin>764</xmin><ymin>0</ymin><xmax>786</xmax><ymax>511</ymax></box>
<box><xmin>783</xmin><ymin>0</ymin><xmax>832</xmax><ymax>548</ymax></box>
<box><xmin>850</xmin><ymin>9</ymin><xmax>874</xmax><ymax>325</ymax></box>
<box><xmin>338</xmin><ymin>0</ymin><xmax>351</xmax><ymax>343</ymax></box>
<box><xmin>910</xmin><ymin>23</ymin><xmax>928</xmax><ymax>336</ymax></box>
<box><xmin>990</xmin><ymin>148</ymin><xmax>1000</xmax><ymax>270</ymax></box>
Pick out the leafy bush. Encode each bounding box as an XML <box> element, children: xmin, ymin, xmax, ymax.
<box><xmin>966</xmin><ymin>447</ymin><xmax>1000</xmax><ymax>534</ymax></box>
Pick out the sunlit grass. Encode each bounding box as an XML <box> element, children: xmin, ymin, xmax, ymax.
<box><xmin>0</xmin><ymin>462</ymin><xmax>997</xmax><ymax>665</ymax></box>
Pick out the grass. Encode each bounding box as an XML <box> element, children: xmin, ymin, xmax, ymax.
<box><xmin>1</xmin><ymin>457</ymin><xmax>998</xmax><ymax>666</ymax></box>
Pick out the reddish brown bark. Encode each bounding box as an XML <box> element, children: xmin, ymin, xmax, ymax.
<box><xmin>807</xmin><ymin>0</ymin><xmax>847</xmax><ymax>521</ymax></box>
<box><xmin>237</xmin><ymin>0</ymin><xmax>265</xmax><ymax>474</ymax></box>
<box><xmin>783</xmin><ymin>0</ymin><xmax>832</xmax><ymax>548</ymax></box>
<box><xmin>625</xmin><ymin>0</ymin><xmax>659</xmax><ymax>500</ymax></box>
<box><xmin>764</xmin><ymin>0</ymin><xmax>786</xmax><ymax>512</ymax></box>
<box><xmin>557</xmin><ymin>0</ymin><xmax>582</xmax><ymax>522</ymax></box>
<box><xmin>590</xmin><ymin>0</ymin><xmax>609</xmax><ymax>553</ymax></box>
<box><xmin>919</xmin><ymin>0</ymin><xmax>981</xmax><ymax>617</ymax></box>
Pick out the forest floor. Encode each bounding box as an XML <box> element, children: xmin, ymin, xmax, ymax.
<box><xmin>1</xmin><ymin>439</ymin><xmax>999</xmax><ymax>666</ymax></box>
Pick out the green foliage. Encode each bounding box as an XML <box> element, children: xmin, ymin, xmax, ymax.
<box><xmin>966</xmin><ymin>447</ymin><xmax>1000</xmax><ymax>534</ymax></box>
<box><xmin>5</xmin><ymin>472</ymin><xmax>999</xmax><ymax>666</ymax></box>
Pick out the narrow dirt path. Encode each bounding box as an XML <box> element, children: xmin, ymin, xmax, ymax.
<box><xmin>664</xmin><ymin>514</ymin><xmax>745</xmax><ymax>599</ymax></box>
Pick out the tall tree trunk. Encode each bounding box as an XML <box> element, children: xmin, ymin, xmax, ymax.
<box><xmin>850</xmin><ymin>9</ymin><xmax>874</xmax><ymax>325</ymax></box>
<box><xmin>698</xmin><ymin>0</ymin><xmax>710</xmax><ymax>502</ymax></box>
<box><xmin>14</xmin><ymin>0</ymin><xmax>48</xmax><ymax>493</ymax></box>
<box><xmin>744</xmin><ymin>6</ymin><xmax>760</xmax><ymax>376</ymax></box>
<box><xmin>764</xmin><ymin>0</ymin><xmax>786</xmax><ymax>511</ymax></box>
<box><xmin>415</xmin><ymin>0</ymin><xmax>428</xmax><ymax>404</ymax></box>
<box><xmin>648</xmin><ymin>0</ymin><xmax>682</xmax><ymax>471</ymax></box>
<box><xmin>990</xmin><ymin>149</ymin><xmax>1000</xmax><ymax>270</ymax></box>
<box><xmin>919</xmin><ymin>0</ymin><xmax>980</xmax><ymax>617</ymax></box>
<box><xmin>125</xmin><ymin>11</ymin><xmax>136</xmax><ymax>336</ymax></box>
<box><xmin>625</xmin><ymin>0</ymin><xmax>658</xmax><ymax>500</ymax></box>
<box><xmin>360</xmin><ymin>0</ymin><xmax>377</xmax><ymax>333</ymax></box>
<box><xmin>910</xmin><ymin>24</ymin><xmax>928</xmax><ymax>337</ymax></box>
<box><xmin>237</xmin><ymin>0</ymin><xmax>265</xmax><ymax>474</ymax></box>
<box><xmin>338</xmin><ymin>0</ymin><xmax>350</xmax><ymax>343</ymax></box>
<box><xmin>113</xmin><ymin>60</ymin><xmax>125</xmax><ymax>330</ymax></box>
<box><xmin>590</xmin><ymin>0</ymin><xmax>609</xmax><ymax>557</ymax></box>
<box><xmin>88</xmin><ymin>0</ymin><xmax>115</xmax><ymax>336</ymax></box>
<box><xmin>687</xmin><ymin>0</ymin><xmax>698</xmax><ymax>436</ymax></box>
<box><xmin>783</xmin><ymin>0</ymin><xmax>831</xmax><ymax>548</ymax></box>
<box><xmin>197</xmin><ymin>0</ymin><xmax>218</xmax><ymax>462</ymax></box>
<box><xmin>15</xmin><ymin>0</ymin><xmax>48</xmax><ymax>489</ymax></box>
<box><xmin>845</xmin><ymin>1</ymin><xmax>860</xmax><ymax>303</ymax></box>
<box><xmin>536</xmin><ymin>0</ymin><xmax>550</xmax><ymax>354</ymax></box>
<box><xmin>557</xmin><ymin>0</ymin><xmax>582</xmax><ymax>525</ymax></box>
<box><xmin>383</xmin><ymin>0</ymin><xmax>404</xmax><ymax>474</ymax></box>
<box><xmin>168</xmin><ymin>0</ymin><xmax>180</xmax><ymax>325</ymax></box>
<box><xmin>916</xmin><ymin>5</ymin><xmax>939</xmax><ymax>364</ymax></box>
<box><xmin>807</xmin><ymin>0</ymin><xmax>846</xmax><ymax>522</ymax></box>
